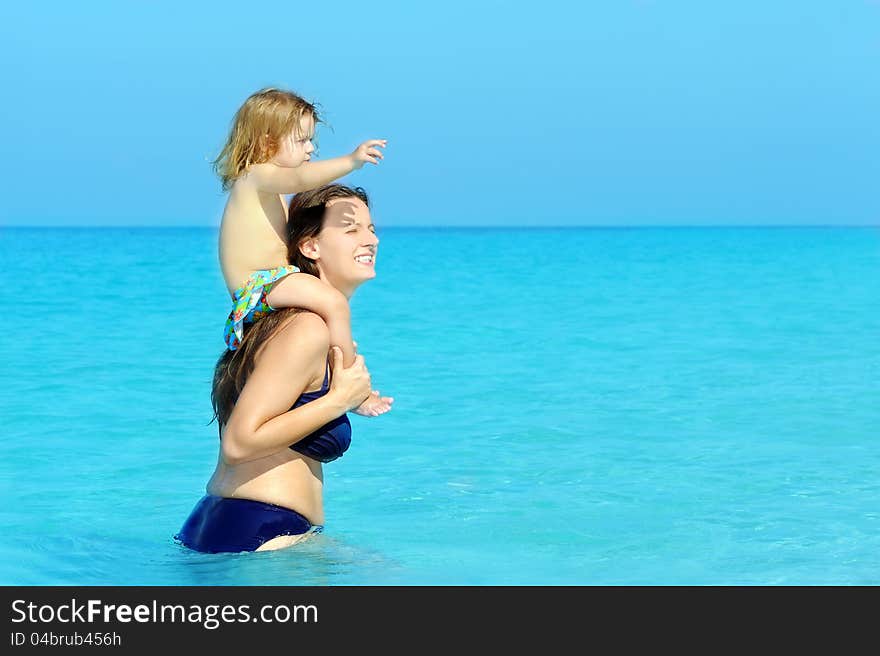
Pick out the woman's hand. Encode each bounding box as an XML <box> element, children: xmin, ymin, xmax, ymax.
<box><xmin>328</xmin><ymin>346</ymin><xmax>372</xmax><ymax>411</ymax></box>
<box><xmin>350</xmin><ymin>139</ymin><xmax>386</xmax><ymax>170</ymax></box>
<box><xmin>348</xmin><ymin>340</ymin><xmax>394</xmax><ymax>417</ymax></box>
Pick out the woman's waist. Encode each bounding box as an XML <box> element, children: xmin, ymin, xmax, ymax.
<box><xmin>208</xmin><ymin>455</ymin><xmax>323</xmax><ymax>521</ymax></box>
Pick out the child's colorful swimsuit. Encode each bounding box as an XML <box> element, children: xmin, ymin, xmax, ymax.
<box><xmin>223</xmin><ymin>265</ymin><xmax>299</xmax><ymax>351</ymax></box>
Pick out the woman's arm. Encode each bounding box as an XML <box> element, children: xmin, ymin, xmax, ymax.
<box><xmin>222</xmin><ymin>313</ymin><xmax>370</xmax><ymax>465</ymax></box>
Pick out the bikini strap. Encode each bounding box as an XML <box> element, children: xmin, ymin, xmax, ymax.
<box><xmin>321</xmin><ymin>361</ymin><xmax>330</xmax><ymax>391</ymax></box>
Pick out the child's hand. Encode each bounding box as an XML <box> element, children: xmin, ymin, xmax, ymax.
<box><xmin>353</xmin><ymin>390</ymin><xmax>394</xmax><ymax>418</ymax></box>
<box><xmin>350</xmin><ymin>139</ymin><xmax>386</xmax><ymax>170</ymax></box>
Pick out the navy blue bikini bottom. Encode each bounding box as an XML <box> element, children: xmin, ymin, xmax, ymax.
<box><xmin>175</xmin><ymin>495</ymin><xmax>321</xmax><ymax>554</ymax></box>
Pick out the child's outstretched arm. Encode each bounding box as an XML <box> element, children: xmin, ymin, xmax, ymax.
<box><xmin>248</xmin><ymin>140</ymin><xmax>387</xmax><ymax>194</ymax></box>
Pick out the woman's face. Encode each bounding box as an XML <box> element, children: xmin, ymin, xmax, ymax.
<box><xmin>309</xmin><ymin>196</ymin><xmax>379</xmax><ymax>294</ymax></box>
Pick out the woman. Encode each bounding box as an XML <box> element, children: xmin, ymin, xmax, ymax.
<box><xmin>176</xmin><ymin>184</ymin><xmax>390</xmax><ymax>553</ymax></box>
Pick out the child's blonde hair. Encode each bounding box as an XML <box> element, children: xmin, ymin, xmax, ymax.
<box><xmin>213</xmin><ymin>87</ymin><xmax>320</xmax><ymax>190</ymax></box>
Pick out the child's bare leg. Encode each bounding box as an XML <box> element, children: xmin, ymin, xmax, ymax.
<box><xmin>267</xmin><ymin>273</ymin><xmax>393</xmax><ymax>417</ymax></box>
<box><xmin>355</xmin><ymin>390</ymin><xmax>395</xmax><ymax>417</ymax></box>
<box><xmin>266</xmin><ymin>273</ymin><xmax>355</xmax><ymax>365</ymax></box>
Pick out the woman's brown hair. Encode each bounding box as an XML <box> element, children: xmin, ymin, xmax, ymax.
<box><xmin>210</xmin><ymin>184</ymin><xmax>370</xmax><ymax>430</ymax></box>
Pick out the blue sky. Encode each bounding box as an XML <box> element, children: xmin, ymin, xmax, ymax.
<box><xmin>1</xmin><ymin>1</ymin><xmax>877</xmax><ymax>226</ymax></box>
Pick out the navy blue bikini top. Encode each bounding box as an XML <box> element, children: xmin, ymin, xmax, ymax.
<box><xmin>288</xmin><ymin>362</ymin><xmax>352</xmax><ymax>463</ymax></box>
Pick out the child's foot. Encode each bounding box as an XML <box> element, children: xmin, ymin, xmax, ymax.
<box><xmin>353</xmin><ymin>390</ymin><xmax>394</xmax><ymax>417</ymax></box>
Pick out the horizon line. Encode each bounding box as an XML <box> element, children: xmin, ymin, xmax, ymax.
<box><xmin>2</xmin><ymin>224</ymin><xmax>878</xmax><ymax>230</ymax></box>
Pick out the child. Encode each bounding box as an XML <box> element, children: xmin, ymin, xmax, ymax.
<box><xmin>213</xmin><ymin>87</ymin><xmax>392</xmax><ymax>417</ymax></box>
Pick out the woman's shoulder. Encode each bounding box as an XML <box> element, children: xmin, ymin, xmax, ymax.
<box><xmin>269</xmin><ymin>311</ymin><xmax>330</xmax><ymax>353</ymax></box>
<box><xmin>253</xmin><ymin>311</ymin><xmax>329</xmax><ymax>377</ymax></box>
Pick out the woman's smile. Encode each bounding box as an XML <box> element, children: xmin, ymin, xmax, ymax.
<box><xmin>354</xmin><ymin>252</ymin><xmax>375</xmax><ymax>266</ymax></box>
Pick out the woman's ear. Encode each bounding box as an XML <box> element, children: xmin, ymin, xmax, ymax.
<box><xmin>299</xmin><ymin>238</ymin><xmax>320</xmax><ymax>260</ymax></box>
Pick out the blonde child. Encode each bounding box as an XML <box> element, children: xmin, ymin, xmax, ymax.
<box><xmin>214</xmin><ymin>87</ymin><xmax>391</xmax><ymax>417</ymax></box>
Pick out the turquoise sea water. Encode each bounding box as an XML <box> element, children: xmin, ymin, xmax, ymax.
<box><xmin>1</xmin><ymin>226</ymin><xmax>878</xmax><ymax>585</ymax></box>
